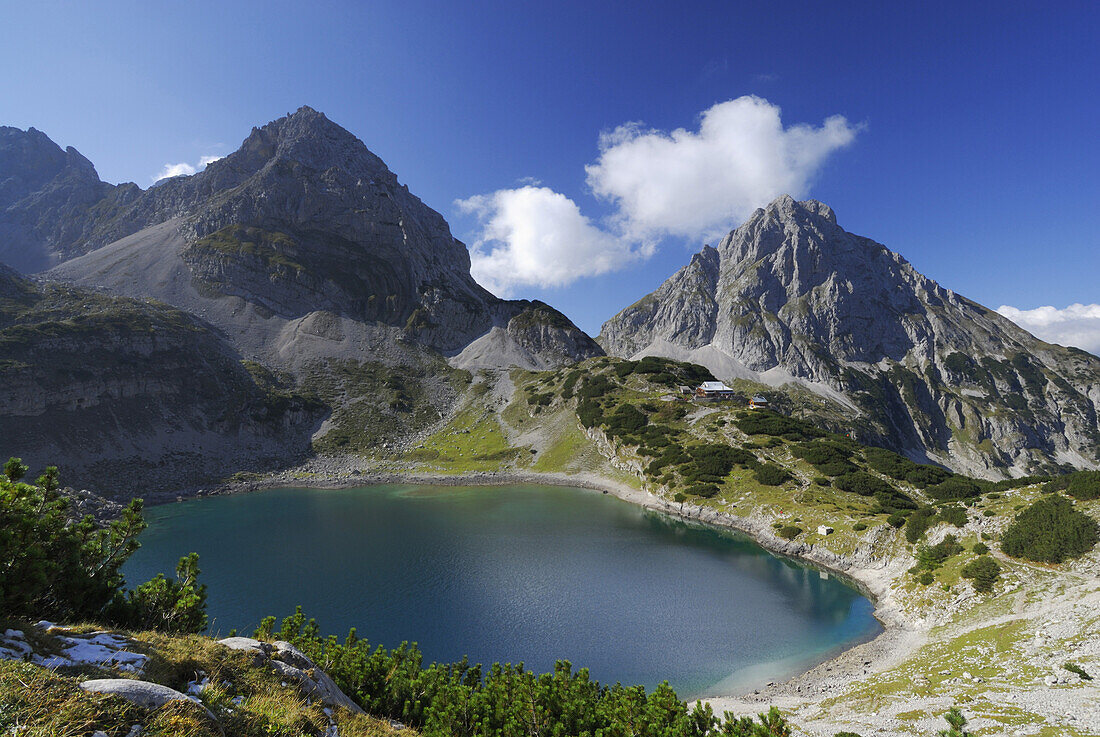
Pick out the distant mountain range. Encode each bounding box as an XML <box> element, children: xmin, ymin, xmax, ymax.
<box><xmin>1</xmin><ymin>110</ymin><xmax>1097</xmax><ymax>490</ymax></box>
<box><xmin>599</xmin><ymin>196</ymin><xmax>1100</xmax><ymax>477</ymax></box>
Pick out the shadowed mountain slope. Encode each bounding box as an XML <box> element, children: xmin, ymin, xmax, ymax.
<box><xmin>0</xmin><ymin>126</ymin><xmax>139</xmax><ymax>272</ymax></box>
<box><xmin>0</xmin><ymin>266</ymin><xmax>321</xmax><ymax>496</ymax></box>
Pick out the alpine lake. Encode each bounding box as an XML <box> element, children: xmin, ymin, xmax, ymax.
<box><xmin>122</xmin><ymin>484</ymin><xmax>881</xmax><ymax>699</ymax></box>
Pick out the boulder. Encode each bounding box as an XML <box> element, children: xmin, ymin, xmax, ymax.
<box><xmin>216</xmin><ymin>637</ymin><xmax>364</xmax><ymax>714</ymax></box>
<box><xmin>79</xmin><ymin>679</ymin><xmax>214</xmax><ymax>720</ymax></box>
<box><xmin>217</xmin><ymin>636</ymin><xmax>274</xmax><ymax>666</ymax></box>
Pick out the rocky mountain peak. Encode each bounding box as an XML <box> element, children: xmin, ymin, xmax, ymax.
<box><xmin>0</xmin><ymin>126</ymin><xmax>122</xmax><ymax>273</ymax></box>
<box><xmin>600</xmin><ymin>195</ymin><xmax>1100</xmax><ymax>478</ymax></box>
<box><xmin>28</xmin><ymin>108</ymin><xmax>602</xmax><ymax>371</ymax></box>
<box><xmin>62</xmin><ymin>146</ymin><xmax>99</xmax><ymax>177</ymax></box>
<box><xmin>718</xmin><ymin>195</ymin><xmax>847</xmax><ymax>267</ymax></box>
<box><xmin>0</xmin><ymin>126</ymin><xmax>100</xmax><ymax>207</ymax></box>
<box><xmin>691</xmin><ymin>244</ymin><xmax>720</xmax><ymax>268</ymax></box>
<box><xmin>757</xmin><ymin>194</ymin><xmax>836</xmax><ymax>223</ymax></box>
<box><xmin>228</xmin><ymin>105</ymin><xmax>391</xmax><ymax>181</ymax></box>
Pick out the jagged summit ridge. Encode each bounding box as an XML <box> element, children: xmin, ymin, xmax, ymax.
<box><xmin>0</xmin><ymin>125</ymin><xmax>137</xmax><ymax>272</ymax></box>
<box><xmin>20</xmin><ymin>108</ymin><xmax>600</xmax><ymax>369</ymax></box>
<box><xmin>600</xmin><ymin>195</ymin><xmax>1100</xmax><ymax>478</ymax></box>
<box><xmin>0</xmin><ymin>125</ymin><xmax>99</xmax><ymax>199</ymax></box>
<box><xmin>238</xmin><ymin>105</ymin><xmax>391</xmax><ymax>175</ymax></box>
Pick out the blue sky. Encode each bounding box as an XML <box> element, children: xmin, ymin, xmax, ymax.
<box><xmin>2</xmin><ymin>1</ymin><xmax>1098</xmax><ymax>346</ymax></box>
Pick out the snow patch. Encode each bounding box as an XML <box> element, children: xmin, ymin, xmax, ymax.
<box><xmin>0</xmin><ymin>625</ymin><xmax>150</xmax><ymax>673</ymax></box>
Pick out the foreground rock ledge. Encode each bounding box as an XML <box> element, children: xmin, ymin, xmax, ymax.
<box><xmin>217</xmin><ymin>636</ymin><xmax>364</xmax><ymax>714</ymax></box>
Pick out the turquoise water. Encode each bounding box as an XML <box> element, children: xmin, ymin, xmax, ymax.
<box><xmin>122</xmin><ymin>484</ymin><xmax>880</xmax><ymax>697</ymax></box>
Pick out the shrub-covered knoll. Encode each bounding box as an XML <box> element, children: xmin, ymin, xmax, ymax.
<box><xmin>792</xmin><ymin>440</ymin><xmax>858</xmax><ymax>477</ymax></box>
<box><xmin>937</xmin><ymin>505</ymin><xmax>968</xmax><ymax>527</ymax></box>
<box><xmin>1001</xmin><ymin>496</ymin><xmax>1099</xmax><ymax>563</ymax></box>
<box><xmin>577</xmin><ymin>399</ymin><xmax>603</xmax><ymax>428</ymax></box>
<box><xmin>915</xmin><ymin>535</ymin><xmax>963</xmax><ymax>571</ymax></box>
<box><xmin>754</xmin><ymin>463</ymin><xmax>791</xmax><ymax>486</ymax></box>
<box><xmin>734</xmin><ymin>411</ymin><xmax>825</xmax><ymax>441</ymax></box>
<box><xmin>863</xmin><ymin>447</ymin><xmax>918</xmax><ymax>479</ymax></box>
<box><xmin>686</xmin><ymin>483</ymin><xmax>720</xmax><ymax>499</ymax></box>
<box><xmin>626</xmin><ymin>356</ymin><xmax>716</xmax><ymax>388</ymax></box>
<box><xmin>608</xmin><ymin>356</ymin><xmax>716</xmax><ymax>389</ymax></box>
<box><xmin>904</xmin><ymin>507</ymin><xmax>937</xmax><ymax>544</ymax></box>
<box><xmin>903</xmin><ymin>505</ymin><xmax>967</xmax><ymax>544</ymax></box>
<box><xmin>646</xmin><ymin>447</ymin><xmax>690</xmax><ymax>476</ymax></box>
<box><xmin>680</xmin><ymin>444</ymin><xmax>756</xmax><ymax>484</ymax></box>
<box><xmin>978</xmin><ymin>474</ymin><xmax>1051</xmax><ymax>493</ymax></box>
<box><xmin>874</xmin><ymin>490</ymin><xmax>919</xmax><ymax>514</ymax></box>
<box><xmin>834</xmin><ymin>470</ymin><xmax>917</xmax><ymax>515</ymax></box>
<box><xmin>604</xmin><ymin>403</ymin><xmax>647</xmax><ymax>437</ymax></box>
<box><xmin>560</xmin><ymin>371</ymin><xmax>580</xmax><ymax>397</ymax></box>
<box><xmin>926</xmin><ymin>477</ymin><xmax>983</xmax><ymax>501</ymax></box>
<box><xmin>1045</xmin><ymin>470</ymin><xmax>1100</xmax><ymax>501</ymax></box>
<box><xmin>834</xmin><ymin>471</ymin><xmax>893</xmax><ymax>497</ymax></box>
<box><xmin>961</xmin><ymin>555</ymin><xmax>1001</xmax><ymax>593</ymax></box>
<box><xmin>577</xmin><ymin>373</ymin><xmax>615</xmax><ymax>400</ymax></box>
<box><xmin>677</xmin><ymin>444</ymin><xmax>756</xmax><ymax>484</ymax></box>
<box><xmin>905</xmin><ymin>465</ymin><xmax>953</xmax><ymax>488</ymax></box>
<box><xmin>526</xmin><ymin>391</ymin><xmax>553</xmax><ymax>407</ymax></box>
<box><xmin>778</xmin><ymin>525</ymin><xmax>803</xmax><ymax>540</ymax></box>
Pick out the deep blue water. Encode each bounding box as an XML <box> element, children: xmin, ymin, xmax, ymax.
<box><xmin>122</xmin><ymin>484</ymin><xmax>880</xmax><ymax>697</ymax></box>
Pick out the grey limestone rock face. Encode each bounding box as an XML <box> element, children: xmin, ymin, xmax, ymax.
<box><xmin>32</xmin><ymin>107</ymin><xmax>601</xmax><ymax>370</ymax></box>
<box><xmin>600</xmin><ymin>195</ymin><xmax>1100</xmax><ymax>478</ymax></box>
<box><xmin>600</xmin><ymin>245</ymin><xmax>720</xmax><ymax>359</ymax></box>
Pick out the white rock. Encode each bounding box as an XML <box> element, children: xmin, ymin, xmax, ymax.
<box><xmin>79</xmin><ymin>679</ymin><xmax>213</xmax><ymax>720</ymax></box>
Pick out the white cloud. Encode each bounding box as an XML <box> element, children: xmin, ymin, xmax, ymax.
<box><xmin>585</xmin><ymin>95</ymin><xmax>859</xmax><ymax>241</ymax></box>
<box><xmin>153</xmin><ymin>162</ymin><xmax>196</xmax><ymax>181</ymax></box>
<box><xmin>152</xmin><ymin>154</ymin><xmax>223</xmax><ymax>183</ymax></box>
<box><xmin>997</xmin><ymin>304</ymin><xmax>1100</xmax><ymax>355</ymax></box>
<box><xmin>458</xmin><ymin>186</ymin><xmax>653</xmax><ymax>297</ymax></box>
<box><xmin>458</xmin><ymin>96</ymin><xmax>859</xmax><ymax>294</ymax></box>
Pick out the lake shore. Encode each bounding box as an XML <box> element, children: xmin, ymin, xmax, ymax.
<box><xmin>196</xmin><ymin>462</ymin><xmax>924</xmax><ymax>710</ymax></box>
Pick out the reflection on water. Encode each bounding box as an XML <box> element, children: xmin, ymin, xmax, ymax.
<box><xmin>123</xmin><ymin>484</ymin><xmax>881</xmax><ymax>698</ymax></box>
